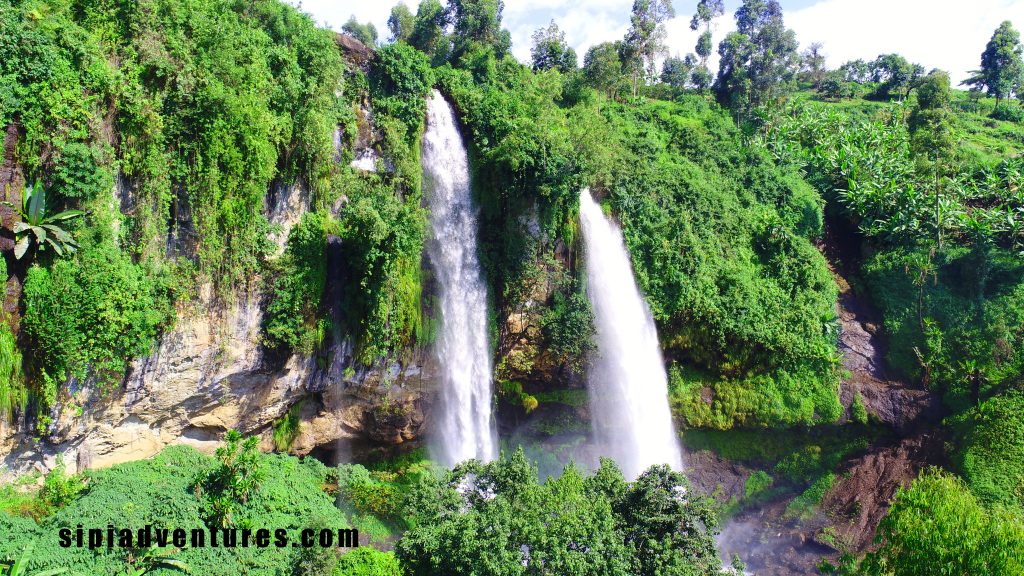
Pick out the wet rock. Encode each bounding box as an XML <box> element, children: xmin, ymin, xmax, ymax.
<box><xmin>335</xmin><ymin>34</ymin><xmax>374</xmax><ymax>70</ymax></box>
<box><xmin>835</xmin><ymin>274</ymin><xmax>941</xmax><ymax>430</ymax></box>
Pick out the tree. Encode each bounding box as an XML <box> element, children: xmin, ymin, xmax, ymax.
<box><xmin>584</xmin><ymin>42</ymin><xmax>624</xmax><ymax>99</ymax></box>
<box><xmin>963</xmin><ymin>21</ymin><xmax>1024</xmax><ymax>111</ymax></box>
<box><xmin>195</xmin><ymin>430</ymin><xmax>266</xmax><ymax>527</ymax></box>
<box><xmin>409</xmin><ymin>0</ymin><xmax>447</xmax><ymax>57</ymax></box>
<box><xmin>819</xmin><ymin>70</ymin><xmax>855</xmax><ymax>100</ymax></box>
<box><xmin>909</xmin><ymin>71</ymin><xmax>956</xmax><ymax>247</ymax></box>
<box><xmin>530</xmin><ymin>20</ymin><xmax>577</xmax><ymax>73</ymax></box>
<box><xmin>800</xmin><ymin>42</ymin><xmax>827</xmax><ymax>87</ymax></box>
<box><xmin>869</xmin><ymin>54</ymin><xmax>923</xmax><ymax>100</ymax></box>
<box><xmin>715</xmin><ymin>0</ymin><xmax>799</xmax><ymax>115</ymax></box>
<box><xmin>661</xmin><ymin>55</ymin><xmax>695</xmax><ymax>90</ymax></box>
<box><xmin>342</xmin><ymin>16</ymin><xmax>378</xmax><ymax>47</ymax></box>
<box><xmin>612</xmin><ymin>464</ymin><xmax>721</xmax><ymax>575</ymax></box>
<box><xmin>860</xmin><ymin>470</ymin><xmax>1024</xmax><ymax>575</ymax></box>
<box><xmin>447</xmin><ymin>0</ymin><xmax>511</xmax><ymax>59</ymax></box>
<box><xmin>690</xmin><ymin>1</ymin><xmax>724</xmax><ymax>91</ymax></box>
<box><xmin>838</xmin><ymin>59</ymin><xmax>871</xmax><ymax>83</ymax></box>
<box><xmin>387</xmin><ymin>4</ymin><xmax>415</xmax><ymax>43</ymax></box>
<box><xmin>395</xmin><ymin>452</ymin><xmax>722</xmax><ymax>576</ymax></box>
<box><xmin>621</xmin><ymin>0</ymin><xmax>675</xmax><ymax>96</ymax></box>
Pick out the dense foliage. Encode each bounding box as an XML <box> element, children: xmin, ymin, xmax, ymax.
<box><xmin>3</xmin><ymin>0</ymin><xmax>1024</xmax><ymax>572</ymax></box>
<box><xmin>0</xmin><ymin>445</ymin><xmax>356</xmax><ymax>575</ymax></box>
<box><xmin>396</xmin><ymin>450</ymin><xmax>722</xmax><ymax>576</ymax></box>
<box><xmin>858</xmin><ymin>470</ymin><xmax>1024</xmax><ymax>575</ymax></box>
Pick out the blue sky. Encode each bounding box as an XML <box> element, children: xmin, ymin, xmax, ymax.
<box><xmin>287</xmin><ymin>0</ymin><xmax>1024</xmax><ymax>84</ymax></box>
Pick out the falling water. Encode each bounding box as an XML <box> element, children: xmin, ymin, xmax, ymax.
<box><xmin>421</xmin><ymin>90</ymin><xmax>497</xmax><ymax>467</ymax></box>
<box><xmin>579</xmin><ymin>189</ymin><xmax>683</xmax><ymax>479</ymax></box>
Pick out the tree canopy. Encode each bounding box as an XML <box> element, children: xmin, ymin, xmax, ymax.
<box><xmin>395</xmin><ymin>452</ymin><xmax>722</xmax><ymax>576</ymax></box>
<box><xmin>963</xmin><ymin>21</ymin><xmax>1024</xmax><ymax>109</ymax></box>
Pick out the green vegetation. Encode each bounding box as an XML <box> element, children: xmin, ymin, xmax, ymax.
<box><xmin>954</xmin><ymin>391</ymin><xmax>1024</xmax><ymax>510</ymax></box>
<box><xmin>2</xmin><ymin>0</ymin><xmax>1024</xmax><ymax>571</ymax></box>
<box><xmin>262</xmin><ymin>212</ymin><xmax>330</xmax><ymax>354</ymax></box>
<box><xmin>8</xmin><ymin>182</ymin><xmax>83</xmax><ymax>261</ymax></box>
<box><xmin>272</xmin><ymin>402</ymin><xmax>303</xmax><ymax>452</ymax></box>
<box><xmin>396</xmin><ymin>450</ymin><xmax>722</xmax><ymax>576</ymax></box>
<box><xmin>21</xmin><ymin>237</ymin><xmax>177</xmax><ymax>396</ymax></box>
<box><xmin>336</xmin><ymin>448</ymin><xmax>434</xmax><ymax>543</ymax></box>
<box><xmin>851</xmin><ymin>392</ymin><xmax>868</xmax><ymax>425</ymax></box>
<box><xmin>0</xmin><ymin>443</ymin><xmax>350</xmax><ymax>575</ymax></box>
<box><xmin>858</xmin><ymin>470</ymin><xmax>1024</xmax><ymax>575</ymax></box>
<box><xmin>195</xmin><ymin>429</ymin><xmax>266</xmax><ymax>527</ymax></box>
<box><xmin>0</xmin><ymin>320</ymin><xmax>25</xmax><ymax>422</ymax></box>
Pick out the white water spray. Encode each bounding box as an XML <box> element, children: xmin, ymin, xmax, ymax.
<box><xmin>579</xmin><ymin>189</ymin><xmax>683</xmax><ymax>479</ymax></box>
<box><xmin>422</xmin><ymin>90</ymin><xmax>497</xmax><ymax>467</ymax></box>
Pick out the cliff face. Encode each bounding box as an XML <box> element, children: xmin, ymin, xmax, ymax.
<box><xmin>0</xmin><ymin>292</ymin><xmax>439</xmax><ymax>478</ymax></box>
<box><xmin>0</xmin><ymin>180</ymin><xmax>440</xmax><ymax>479</ymax></box>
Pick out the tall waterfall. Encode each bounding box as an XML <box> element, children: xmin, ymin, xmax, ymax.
<box><xmin>422</xmin><ymin>90</ymin><xmax>498</xmax><ymax>467</ymax></box>
<box><xmin>579</xmin><ymin>189</ymin><xmax>683</xmax><ymax>479</ymax></box>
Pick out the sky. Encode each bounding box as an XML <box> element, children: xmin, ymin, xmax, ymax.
<box><xmin>287</xmin><ymin>0</ymin><xmax>1024</xmax><ymax>85</ymax></box>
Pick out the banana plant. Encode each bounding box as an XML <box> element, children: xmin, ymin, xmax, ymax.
<box><xmin>2</xmin><ymin>181</ymin><xmax>84</xmax><ymax>261</ymax></box>
<box><xmin>0</xmin><ymin>541</ymin><xmax>69</xmax><ymax>576</ymax></box>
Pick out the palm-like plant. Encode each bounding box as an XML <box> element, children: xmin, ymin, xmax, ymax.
<box><xmin>4</xmin><ymin>181</ymin><xmax>84</xmax><ymax>260</ymax></box>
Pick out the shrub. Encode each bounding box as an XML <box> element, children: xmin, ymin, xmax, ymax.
<box><xmin>955</xmin><ymin>391</ymin><xmax>1024</xmax><ymax>511</ymax></box>
<box><xmin>38</xmin><ymin>456</ymin><xmax>84</xmax><ymax>511</ymax></box>
<box><xmin>861</xmin><ymin>470</ymin><xmax>1024</xmax><ymax>575</ymax></box>
<box><xmin>851</xmin><ymin>392</ymin><xmax>868</xmax><ymax>425</ymax></box>
<box><xmin>744</xmin><ymin>471</ymin><xmax>774</xmax><ymax>499</ymax></box>
<box><xmin>334</xmin><ymin>548</ymin><xmax>402</xmax><ymax>576</ymax></box>
<box><xmin>21</xmin><ymin>238</ymin><xmax>176</xmax><ymax>393</ymax></box>
<box><xmin>195</xmin><ymin>430</ymin><xmax>266</xmax><ymax>527</ymax></box>
<box><xmin>272</xmin><ymin>403</ymin><xmax>303</xmax><ymax>453</ymax></box>
<box><xmin>0</xmin><ymin>323</ymin><xmax>25</xmax><ymax>423</ymax></box>
<box><xmin>262</xmin><ymin>213</ymin><xmax>330</xmax><ymax>354</ymax></box>
<box><xmin>0</xmin><ymin>445</ymin><xmax>349</xmax><ymax>574</ymax></box>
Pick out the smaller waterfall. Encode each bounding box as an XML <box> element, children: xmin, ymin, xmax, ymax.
<box><xmin>421</xmin><ymin>90</ymin><xmax>497</xmax><ymax>467</ymax></box>
<box><xmin>579</xmin><ymin>189</ymin><xmax>683</xmax><ymax>480</ymax></box>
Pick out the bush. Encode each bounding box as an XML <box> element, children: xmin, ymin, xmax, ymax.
<box><xmin>851</xmin><ymin>392</ymin><xmax>868</xmax><ymax>425</ymax></box>
<box><xmin>262</xmin><ymin>213</ymin><xmax>330</xmax><ymax>353</ymax></box>
<box><xmin>861</xmin><ymin>470</ymin><xmax>1024</xmax><ymax>575</ymax></box>
<box><xmin>369</xmin><ymin>43</ymin><xmax>434</xmax><ymax>134</ymax></box>
<box><xmin>991</xmin><ymin>104</ymin><xmax>1024</xmax><ymax>123</ymax></box>
<box><xmin>195</xmin><ymin>430</ymin><xmax>266</xmax><ymax>527</ymax></box>
<box><xmin>955</xmin><ymin>391</ymin><xmax>1024</xmax><ymax>511</ymax></box>
<box><xmin>540</xmin><ymin>288</ymin><xmax>595</xmax><ymax>371</ymax></box>
<box><xmin>745</xmin><ymin>470</ymin><xmax>774</xmax><ymax>499</ymax></box>
<box><xmin>21</xmin><ymin>238</ymin><xmax>176</xmax><ymax>393</ymax></box>
<box><xmin>334</xmin><ymin>548</ymin><xmax>402</xmax><ymax>576</ymax></box>
<box><xmin>0</xmin><ymin>322</ymin><xmax>25</xmax><ymax>423</ymax></box>
<box><xmin>38</xmin><ymin>456</ymin><xmax>84</xmax><ymax>511</ymax></box>
<box><xmin>0</xmin><ymin>444</ymin><xmax>348</xmax><ymax>575</ymax></box>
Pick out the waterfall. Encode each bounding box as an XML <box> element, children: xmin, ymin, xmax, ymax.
<box><xmin>421</xmin><ymin>90</ymin><xmax>497</xmax><ymax>467</ymax></box>
<box><xmin>579</xmin><ymin>189</ymin><xmax>683</xmax><ymax>480</ymax></box>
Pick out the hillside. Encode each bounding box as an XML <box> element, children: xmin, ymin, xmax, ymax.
<box><xmin>1</xmin><ymin>0</ymin><xmax>1023</xmax><ymax>575</ymax></box>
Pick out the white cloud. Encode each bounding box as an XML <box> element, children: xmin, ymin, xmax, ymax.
<box><xmin>288</xmin><ymin>0</ymin><xmax>1024</xmax><ymax>84</ymax></box>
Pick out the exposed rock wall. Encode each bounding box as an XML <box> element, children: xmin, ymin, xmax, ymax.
<box><xmin>0</xmin><ymin>288</ymin><xmax>438</xmax><ymax>479</ymax></box>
